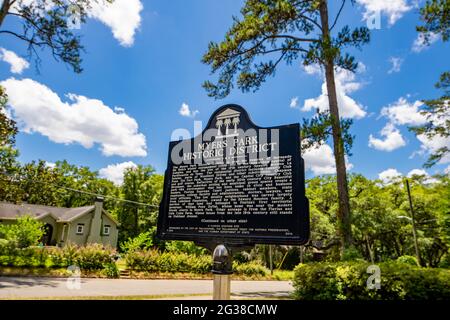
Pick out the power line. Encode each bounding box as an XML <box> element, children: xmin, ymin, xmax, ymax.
<box><xmin>0</xmin><ymin>173</ymin><xmax>160</xmax><ymax>209</ymax></box>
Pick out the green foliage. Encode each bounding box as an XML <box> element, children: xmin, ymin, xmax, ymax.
<box><xmin>408</xmin><ymin>72</ymin><xmax>449</xmax><ymax>167</ymax></box>
<box><xmin>0</xmin><ymin>85</ymin><xmax>20</xmax><ymax>201</ymax></box>
<box><xmin>303</xmin><ymin>174</ymin><xmax>449</xmax><ymax>266</ymax></box>
<box><xmin>0</xmin><ymin>243</ymin><xmax>116</xmax><ymax>271</ymax></box>
<box><xmin>102</xmin><ymin>262</ymin><xmax>120</xmax><ymax>278</ymax></box>
<box><xmin>202</xmin><ymin>0</ymin><xmax>369</xmax><ymax>99</ymax></box>
<box><xmin>417</xmin><ymin>0</ymin><xmax>450</xmax><ymax>41</ymax></box>
<box><xmin>75</xmin><ymin>244</ymin><xmax>116</xmax><ymax>270</ymax></box>
<box><xmin>125</xmin><ymin>249</ymin><xmax>268</xmax><ymax>276</ymax></box>
<box><xmin>0</xmin><ymin>216</ymin><xmax>45</xmax><ymax>248</ymax></box>
<box><xmin>341</xmin><ymin>246</ymin><xmax>364</xmax><ymax>262</ymax></box>
<box><xmin>301</xmin><ymin>112</ymin><xmax>354</xmax><ymax>156</ymax></box>
<box><xmin>120</xmin><ymin>231</ymin><xmax>154</xmax><ymax>253</ymax></box>
<box><xmin>397</xmin><ymin>255</ymin><xmax>420</xmax><ymax>267</ymax></box>
<box><xmin>233</xmin><ymin>261</ymin><xmax>268</xmax><ymax>276</ymax></box>
<box><xmin>125</xmin><ymin>250</ymin><xmax>212</xmax><ymax>274</ymax></box>
<box><xmin>293</xmin><ymin>262</ymin><xmax>450</xmax><ymax>300</ymax></box>
<box><xmin>438</xmin><ymin>252</ymin><xmax>450</xmax><ymax>268</ymax></box>
<box><xmin>0</xmin><ymin>0</ymin><xmax>114</xmax><ymax>73</ymax></box>
<box><xmin>118</xmin><ymin>166</ymin><xmax>163</xmax><ymax>243</ymax></box>
<box><xmin>165</xmin><ymin>241</ymin><xmax>208</xmax><ymax>256</ymax></box>
<box><xmin>412</xmin><ymin>0</ymin><xmax>450</xmax><ymax>167</ymax></box>
<box><xmin>0</xmin><ymin>86</ymin><xmax>17</xmax><ymax>148</ymax></box>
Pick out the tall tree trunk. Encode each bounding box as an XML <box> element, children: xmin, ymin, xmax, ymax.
<box><xmin>0</xmin><ymin>0</ymin><xmax>11</xmax><ymax>27</ymax></box>
<box><xmin>319</xmin><ymin>0</ymin><xmax>352</xmax><ymax>251</ymax></box>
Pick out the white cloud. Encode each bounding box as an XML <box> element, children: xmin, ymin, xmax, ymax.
<box><xmin>0</xmin><ymin>48</ymin><xmax>29</xmax><ymax>74</ymax></box>
<box><xmin>378</xmin><ymin>168</ymin><xmax>402</xmax><ymax>183</ymax></box>
<box><xmin>89</xmin><ymin>0</ymin><xmax>143</xmax><ymax>47</ymax></box>
<box><xmin>388</xmin><ymin>57</ymin><xmax>403</xmax><ymax>74</ymax></box>
<box><xmin>303</xmin><ymin>64</ymin><xmax>322</xmax><ymax>76</ymax></box>
<box><xmin>290</xmin><ymin>97</ymin><xmax>299</xmax><ymax>109</ymax></box>
<box><xmin>1</xmin><ymin>78</ymin><xmax>147</xmax><ymax>157</ymax></box>
<box><xmin>380</xmin><ymin>97</ymin><xmax>427</xmax><ymax>126</ymax></box>
<box><xmin>357</xmin><ymin>0</ymin><xmax>411</xmax><ymax>25</ymax></box>
<box><xmin>303</xmin><ymin>142</ymin><xmax>353</xmax><ymax>175</ymax></box>
<box><xmin>407</xmin><ymin>169</ymin><xmax>428</xmax><ymax>177</ymax></box>
<box><xmin>380</xmin><ymin>96</ymin><xmax>449</xmax><ymax>163</ymax></box>
<box><xmin>445</xmin><ymin>165</ymin><xmax>450</xmax><ymax>175</ymax></box>
<box><xmin>99</xmin><ymin>161</ymin><xmax>137</xmax><ymax>185</ymax></box>
<box><xmin>302</xmin><ymin>66</ymin><xmax>367</xmax><ymax>119</ymax></box>
<box><xmin>179</xmin><ymin>103</ymin><xmax>199</xmax><ymax>118</ymax></box>
<box><xmin>369</xmin><ymin>123</ymin><xmax>406</xmax><ymax>151</ymax></box>
<box><xmin>11</xmin><ymin>0</ymin><xmax>143</xmax><ymax>47</ymax></box>
<box><xmin>407</xmin><ymin>168</ymin><xmax>438</xmax><ymax>184</ymax></box>
<box><xmin>45</xmin><ymin>162</ymin><xmax>56</xmax><ymax>168</ymax></box>
<box><xmin>416</xmin><ymin>133</ymin><xmax>450</xmax><ymax>164</ymax></box>
<box><xmin>412</xmin><ymin>32</ymin><xmax>440</xmax><ymax>53</ymax></box>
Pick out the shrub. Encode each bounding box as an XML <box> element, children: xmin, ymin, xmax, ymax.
<box><xmin>293</xmin><ymin>261</ymin><xmax>450</xmax><ymax>300</ymax></box>
<box><xmin>0</xmin><ymin>243</ymin><xmax>118</xmax><ymax>272</ymax></box>
<box><xmin>0</xmin><ymin>216</ymin><xmax>45</xmax><ymax>248</ymax></box>
<box><xmin>120</xmin><ymin>231</ymin><xmax>154</xmax><ymax>253</ymax></box>
<box><xmin>341</xmin><ymin>246</ymin><xmax>364</xmax><ymax>262</ymax></box>
<box><xmin>125</xmin><ymin>250</ymin><xmax>212</xmax><ymax>274</ymax></box>
<box><xmin>103</xmin><ymin>262</ymin><xmax>119</xmax><ymax>278</ymax></box>
<box><xmin>233</xmin><ymin>261</ymin><xmax>268</xmax><ymax>276</ymax></box>
<box><xmin>0</xmin><ymin>239</ymin><xmax>14</xmax><ymax>255</ymax></box>
<box><xmin>125</xmin><ymin>250</ymin><xmax>268</xmax><ymax>276</ymax></box>
<box><xmin>165</xmin><ymin>241</ymin><xmax>208</xmax><ymax>256</ymax></box>
<box><xmin>397</xmin><ymin>255</ymin><xmax>420</xmax><ymax>267</ymax></box>
<box><xmin>75</xmin><ymin>244</ymin><xmax>115</xmax><ymax>270</ymax></box>
<box><xmin>438</xmin><ymin>253</ymin><xmax>450</xmax><ymax>269</ymax></box>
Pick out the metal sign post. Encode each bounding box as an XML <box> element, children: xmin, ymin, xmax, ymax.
<box><xmin>212</xmin><ymin>244</ymin><xmax>232</xmax><ymax>300</ymax></box>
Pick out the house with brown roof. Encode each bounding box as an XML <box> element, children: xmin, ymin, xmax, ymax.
<box><xmin>0</xmin><ymin>197</ymin><xmax>118</xmax><ymax>248</ymax></box>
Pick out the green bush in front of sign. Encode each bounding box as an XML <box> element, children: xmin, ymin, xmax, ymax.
<box><xmin>233</xmin><ymin>261</ymin><xmax>268</xmax><ymax>276</ymax></box>
<box><xmin>293</xmin><ymin>261</ymin><xmax>450</xmax><ymax>300</ymax></box>
<box><xmin>125</xmin><ymin>249</ymin><xmax>269</xmax><ymax>276</ymax></box>
<box><xmin>125</xmin><ymin>250</ymin><xmax>211</xmax><ymax>274</ymax></box>
<box><xmin>0</xmin><ymin>243</ymin><xmax>116</xmax><ymax>271</ymax></box>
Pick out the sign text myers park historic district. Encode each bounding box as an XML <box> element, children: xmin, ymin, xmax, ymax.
<box><xmin>157</xmin><ymin>105</ymin><xmax>309</xmax><ymax>248</ymax></box>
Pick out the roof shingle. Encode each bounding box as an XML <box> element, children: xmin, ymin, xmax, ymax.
<box><xmin>0</xmin><ymin>202</ymin><xmax>95</xmax><ymax>222</ymax></box>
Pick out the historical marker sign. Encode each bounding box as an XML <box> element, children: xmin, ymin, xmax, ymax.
<box><xmin>157</xmin><ymin>104</ymin><xmax>309</xmax><ymax>247</ymax></box>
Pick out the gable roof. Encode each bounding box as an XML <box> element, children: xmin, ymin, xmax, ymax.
<box><xmin>0</xmin><ymin>202</ymin><xmax>95</xmax><ymax>223</ymax></box>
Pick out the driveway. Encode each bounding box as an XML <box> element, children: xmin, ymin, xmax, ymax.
<box><xmin>0</xmin><ymin>277</ymin><xmax>293</xmax><ymax>299</ymax></box>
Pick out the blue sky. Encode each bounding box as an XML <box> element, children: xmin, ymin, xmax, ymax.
<box><xmin>0</xmin><ymin>0</ymin><xmax>448</xmax><ymax>184</ymax></box>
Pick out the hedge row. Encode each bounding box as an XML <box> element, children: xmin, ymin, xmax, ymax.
<box><xmin>125</xmin><ymin>250</ymin><xmax>268</xmax><ymax>276</ymax></box>
<box><xmin>0</xmin><ymin>242</ymin><xmax>117</xmax><ymax>271</ymax></box>
<box><xmin>293</xmin><ymin>261</ymin><xmax>450</xmax><ymax>300</ymax></box>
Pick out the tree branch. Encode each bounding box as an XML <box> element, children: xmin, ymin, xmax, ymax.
<box><xmin>330</xmin><ymin>0</ymin><xmax>347</xmax><ymax>31</ymax></box>
<box><xmin>0</xmin><ymin>29</ymin><xmax>46</xmax><ymax>45</ymax></box>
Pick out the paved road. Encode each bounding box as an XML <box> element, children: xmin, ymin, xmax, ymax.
<box><xmin>0</xmin><ymin>277</ymin><xmax>293</xmax><ymax>299</ymax></box>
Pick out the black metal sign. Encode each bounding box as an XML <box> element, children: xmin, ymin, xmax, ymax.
<box><xmin>157</xmin><ymin>104</ymin><xmax>309</xmax><ymax>246</ymax></box>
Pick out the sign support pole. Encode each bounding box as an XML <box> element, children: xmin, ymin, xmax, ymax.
<box><xmin>213</xmin><ymin>274</ymin><xmax>231</xmax><ymax>300</ymax></box>
<box><xmin>212</xmin><ymin>244</ymin><xmax>232</xmax><ymax>300</ymax></box>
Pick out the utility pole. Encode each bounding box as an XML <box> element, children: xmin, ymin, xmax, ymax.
<box><xmin>404</xmin><ymin>179</ymin><xmax>422</xmax><ymax>266</ymax></box>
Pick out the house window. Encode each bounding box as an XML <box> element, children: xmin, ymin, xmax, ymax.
<box><xmin>76</xmin><ymin>224</ymin><xmax>84</xmax><ymax>235</ymax></box>
<box><xmin>103</xmin><ymin>225</ymin><xmax>111</xmax><ymax>236</ymax></box>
